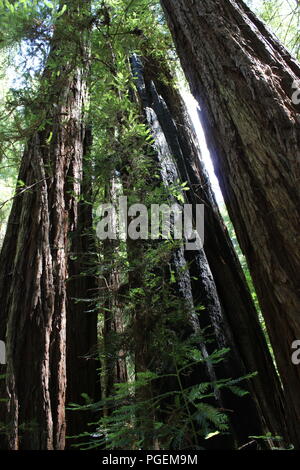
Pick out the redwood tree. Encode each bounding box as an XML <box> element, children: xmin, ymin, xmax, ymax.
<box><xmin>0</xmin><ymin>0</ymin><xmax>91</xmax><ymax>449</ymax></box>
<box><xmin>66</xmin><ymin>128</ymin><xmax>100</xmax><ymax>445</ymax></box>
<box><xmin>139</xmin><ymin>52</ymin><xmax>290</xmax><ymax>444</ymax></box>
<box><xmin>160</xmin><ymin>0</ymin><xmax>300</xmax><ymax>447</ymax></box>
<box><xmin>134</xmin><ymin>52</ymin><xmax>291</xmax><ymax>446</ymax></box>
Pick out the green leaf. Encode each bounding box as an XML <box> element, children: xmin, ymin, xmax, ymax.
<box><xmin>170</xmin><ymin>269</ymin><xmax>176</xmax><ymax>284</ymax></box>
<box><xmin>46</xmin><ymin>131</ymin><xmax>53</xmax><ymax>144</ymax></box>
<box><xmin>57</xmin><ymin>3</ymin><xmax>67</xmax><ymax>17</ymax></box>
<box><xmin>205</xmin><ymin>431</ymin><xmax>220</xmax><ymax>440</ymax></box>
<box><xmin>44</xmin><ymin>0</ymin><xmax>53</xmax><ymax>8</ymax></box>
<box><xmin>5</xmin><ymin>0</ymin><xmax>14</xmax><ymax>12</ymax></box>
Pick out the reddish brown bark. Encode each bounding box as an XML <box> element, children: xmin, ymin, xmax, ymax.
<box><xmin>66</xmin><ymin>129</ymin><xmax>100</xmax><ymax>445</ymax></box>
<box><xmin>160</xmin><ymin>0</ymin><xmax>300</xmax><ymax>447</ymax></box>
<box><xmin>0</xmin><ymin>1</ymin><xmax>90</xmax><ymax>449</ymax></box>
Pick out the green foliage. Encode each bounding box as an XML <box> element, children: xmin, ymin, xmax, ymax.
<box><xmin>68</xmin><ymin>341</ymin><xmax>255</xmax><ymax>450</ymax></box>
<box><xmin>0</xmin><ymin>0</ymin><xmax>296</xmax><ymax>451</ymax></box>
<box><xmin>221</xmin><ymin>205</ymin><xmax>276</xmax><ymax>366</ymax></box>
<box><xmin>247</xmin><ymin>0</ymin><xmax>300</xmax><ymax>60</ymax></box>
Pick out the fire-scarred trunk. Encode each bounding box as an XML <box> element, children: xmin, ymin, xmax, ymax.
<box><xmin>131</xmin><ymin>55</ymin><xmax>269</xmax><ymax>448</ymax></box>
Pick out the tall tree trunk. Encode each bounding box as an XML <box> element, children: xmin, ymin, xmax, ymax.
<box><xmin>66</xmin><ymin>128</ymin><xmax>100</xmax><ymax>445</ymax></box>
<box><xmin>131</xmin><ymin>55</ymin><xmax>266</xmax><ymax>448</ymax></box>
<box><xmin>101</xmin><ymin>177</ymin><xmax>128</xmax><ymax>402</ymax></box>
<box><xmin>0</xmin><ymin>1</ymin><xmax>90</xmax><ymax>449</ymax></box>
<box><xmin>140</xmin><ymin>53</ymin><xmax>290</xmax><ymax>444</ymax></box>
<box><xmin>160</xmin><ymin>0</ymin><xmax>300</xmax><ymax>447</ymax></box>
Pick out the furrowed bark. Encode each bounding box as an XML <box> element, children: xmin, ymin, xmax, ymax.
<box><xmin>66</xmin><ymin>128</ymin><xmax>100</xmax><ymax>445</ymax></box>
<box><xmin>131</xmin><ymin>55</ymin><xmax>265</xmax><ymax>448</ymax></box>
<box><xmin>101</xmin><ymin>178</ymin><xmax>128</xmax><ymax>401</ymax></box>
<box><xmin>0</xmin><ymin>1</ymin><xmax>90</xmax><ymax>449</ymax></box>
<box><xmin>140</xmin><ymin>53</ymin><xmax>289</xmax><ymax>444</ymax></box>
<box><xmin>160</xmin><ymin>0</ymin><xmax>300</xmax><ymax>447</ymax></box>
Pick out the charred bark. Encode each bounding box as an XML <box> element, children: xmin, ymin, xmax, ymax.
<box><xmin>131</xmin><ymin>53</ymin><xmax>289</xmax><ymax>447</ymax></box>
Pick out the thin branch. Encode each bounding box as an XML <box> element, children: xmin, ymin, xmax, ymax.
<box><xmin>0</xmin><ymin>177</ymin><xmax>50</xmax><ymax>211</ymax></box>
